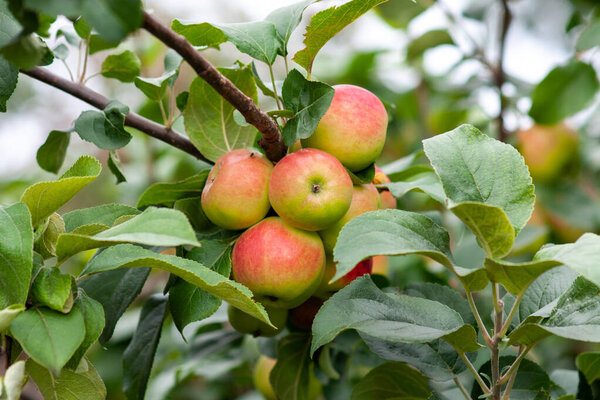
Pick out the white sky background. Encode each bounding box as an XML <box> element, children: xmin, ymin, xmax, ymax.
<box><xmin>0</xmin><ymin>0</ymin><xmax>590</xmax><ymax>179</ymax></box>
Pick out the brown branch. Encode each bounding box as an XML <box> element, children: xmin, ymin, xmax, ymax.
<box><xmin>141</xmin><ymin>11</ymin><xmax>287</xmax><ymax>162</ymax></box>
<box><xmin>496</xmin><ymin>0</ymin><xmax>511</xmax><ymax>143</ymax></box>
<box><xmin>21</xmin><ymin>67</ymin><xmax>210</xmax><ymax>163</ymax></box>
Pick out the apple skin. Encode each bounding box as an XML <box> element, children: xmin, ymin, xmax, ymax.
<box><xmin>316</xmin><ymin>257</ymin><xmax>373</xmax><ymax>297</ymax></box>
<box><xmin>301</xmin><ymin>85</ymin><xmax>388</xmax><ymax>172</ymax></box>
<box><xmin>201</xmin><ymin>148</ymin><xmax>273</xmax><ymax>230</ymax></box>
<box><xmin>269</xmin><ymin>148</ymin><xmax>353</xmax><ymax>231</ymax></box>
<box><xmin>371</xmin><ymin>255</ymin><xmax>389</xmax><ymax>276</ymax></box>
<box><xmin>253</xmin><ymin>356</ymin><xmax>277</xmax><ymax>400</ymax></box>
<box><xmin>227</xmin><ymin>304</ymin><xmax>288</xmax><ymax>337</ymax></box>
<box><xmin>319</xmin><ymin>184</ymin><xmax>381</xmax><ymax>254</ymax></box>
<box><xmin>517</xmin><ymin>124</ymin><xmax>578</xmax><ymax>183</ymax></box>
<box><xmin>289</xmin><ymin>297</ymin><xmax>324</xmax><ymax>330</ymax></box>
<box><xmin>373</xmin><ymin>166</ymin><xmax>396</xmax><ymax>209</ymax></box>
<box><xmin>232</xmin><ymin>217</ymin><xmax>326</xmax><ymax>309</ymax></box>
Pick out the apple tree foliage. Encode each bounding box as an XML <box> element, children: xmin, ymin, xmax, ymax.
<box><xmin>0</xmin><ymin>0</ymin><xmax>600</xmax><ymax>399</ymax></box>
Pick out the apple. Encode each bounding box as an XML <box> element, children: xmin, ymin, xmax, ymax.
<box><xmin>289</xmin><ymin>297</ymin><xmax>324</xmax><ymax>330</ymax></box>
<box><xmin>373</xmin><ymin>166</ymin><xmax>396</xmax><ymax>209</ymax></box>
<box><xmin>268</xmin><ymin>148</ymin><xmax>353</xmax><ymax>231</ymax></box>
<box><xmin>227</xmin><ymin>304</ymin><xmax>288</xmax><ymax>337</ymax></box>
<box><xmin>201</xmin><ymin>148</ymin><xmax>273</xmax><ymax>230</ymax></box>
<box><xmin>371</xmin><ymin>255</ymin><xmax>389</xmax><ymax>276</ymax></box>
<box><xmin>232</xmin><ymin>217</ymin><xmax>326</xmax><ymax>309</ymax></box>
<box><xmin>516</xmin><ymin>124</ymin><xmax>578</xmax><ymax>183</ymax></box>
<box><xmin>253</xmin><ymin>356</ymin><xmax>277</xmax><ymax>400</ymax></box>
<box><xmin>319</xmin><ymin>184</ymin><xmax>380</xmax><ymax>254</ymax></box>
<box><xmin>316</xmin><ymin>257</ymin><xmax>373</xmax><ymax>297</ymax></box>
<box><xmin>301</xmin><ymin>85</ymin><xmax>388</xmax><ymax>172</ymax></box>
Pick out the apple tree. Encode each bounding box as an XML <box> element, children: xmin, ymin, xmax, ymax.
<box><xmin>1</xmin><ymin>0</ymin><xmax>600</xmax><ymax>399</ymax></box>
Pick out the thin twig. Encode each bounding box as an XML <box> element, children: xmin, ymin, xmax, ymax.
<box><xmin>458</xmin><ymin>350</ymin><xmax>491</xmax><ymax>394</ymax></box>
<box><xmin>491</xmin><ymin>284</ymin><xmax>504</xmax><ymax>400</ymax></box>
<box><xmin>21</xmin><ymin>67</ymin><xmax>210</xmax><ymax>163</ymax></box>
<box><xmin>79</xmin><ymin>36</ymin><xmax>90</xmax><ymax>83</ymax></box>
<box><xmin>142</xmin><ymin>11</ymin><xmax>287</xmax><ymax>162</ymax></box>
<box><xmin>467</xmin><ymin>291</ymin><xmax>492</xmax><ymax>344</ymax></box>
<box><xmin>499</xmin><ymin>287</ymin><xmax>526</xmax><ymax>338</ymax></box>
<box><xmin>268</xmin><ymin>64</ymin><xmax>283</xmax><ymax>111</ymax></box>
<box><xmin>499</xmin><ymin>345</ymin><xmax>530</xmax><ymax>384</ymax></box>
<box><xmin>454</xmin><ymin>376</ymin><xmax>471</xmax><ymax>400</ymax></box>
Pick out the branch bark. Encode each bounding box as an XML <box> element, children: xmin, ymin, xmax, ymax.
<box><xmin>141</xmin><ymin>11</ymin><xmax>287</xmax><ymax>162</ymax></box>
<box><xmin>21</xmin><ymin>67</ymin><xmax>211</xmax><ymax>163</ymax></box>
<box><xmin>496</xmin><ymin>0</ymin><xmax>511</xmax><ymax>143</ymax></box>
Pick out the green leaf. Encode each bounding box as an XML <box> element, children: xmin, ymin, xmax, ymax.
<box><xmin>485</xmin><ymin>233</ymin><xmax>600</xmax><ymax>294</ymax></box>
<box><xmin>26</xmin><ymin>358</ymin><xmax>106</xmax><ymax>400</ymax></box>
<box><xmin>0</xmin><ymin>55</ymin><xmax>17</xmax><ymax>112</ymax></box>
<box><xmin>0</xmin><ymin>203</ymin><xmax>33</xmax><ymax>309</ymax></box>
<box><xmin>218</xmin><ymin>21</ymin><xmax>281</xmax><ymax>65</ymax></box>
<box><xmin>576</xmin><ymin>353</ymin><xmax>600</xmax><ymax>385</ymax></box>
<box><xmin>0</xmin><ymin>304</ymin><xmax>25</xmax><ymax>332</ymax></box>
<box><xmin>184</xmin><ymin>66</ymin><xmax>259</xmax><ymax>162</ymax></box>
<box><xmin>351</xmin><ymin>362</ymin><xmax>431</xmax><ymax>400</ymax></box>
<box><xmin>265</xmin><ymin>0</ymin><xmax>314</xmax><ymax>56</ymax></box>
<box><xmin>423</xmin><ymin>124</ymin><xmax>535</xmax><ymax>257</ymax></box>
<box><xmin>529</xmin><ymin>61</ymin><xmax>600</xmax><ymax>124</ymax></box>
<box><xmin>346</xmin><ymin>164</ymin><xmax>376</xmax><ymax>185</ymax></box>
<box><xmin>34</xmin><ymin>212</ymin><xmax>65</xmax><ymax>258</ymax></box>
<box><xmin>404</xmin><ymin>282</ymin><xmax>475</xmax><ymax>326</ymax></box>
<box><xmin>136</xmin><ymin>170</ymin><xmax>210</xmax><ymax>208</ymax></box>
<box><xmin>36</xmin><ymin>130</ymin><xmax>70</xmax><ymax>174</ymax></box>
<box><xmin>74</xmin><ymin>100</ymin><xmax>131</xmax><ymax>150</ymax></box>
<box><xmin>509</xmin><ymin>277</ymin><xmax>600</xmax><ymax>346</ymax></box>
<box><xmin>81</xmin><ymin>0</ymin><xmax>142</xmax><ymax>43</ymax></box>
<box><xmin>294</xmin><ymin>0</ymin><xmax>389</xmax><ymax>74</ymax></box>
<box><xmin>81</xmin><ymin>244</ymin><xmax>272</xmax><ymax>325</ymax></box>
<box><xmin>310</xmin><ymin>276</ymin><xmax>472</xmax><ymax>356</ymax></box>
<box><xmin>123</xmin><ymin>295</ymin><xmax>167</xmax><ymax>400</ymax></box>
<box><xmin>52</xmin><ymin>43</ymin><xmax>69</xmax><ymax>60</ymax></box>
<box><xmin>407</xmin><ymin>29</ymin><xmax>453</xmax><ymax>61</ymax></box>
<box><xmin>332</xmin><ymin>209</ymin><xmax>488</xmax><ymax>291</ymax></box>
<box><xmin>101</xmin><ymin>50</ymin><xmax>141</xmax><ymax>82</ymax></box>
<box><xmin>576</xmin><ymin>18</ymin><xmax>600</xmax><ymax>51</ymax></box>
<box><xmin>30</xmin><ymin>267</ymin><xmax>75</xmax><ymax>313</ymax></box>
<box><xmin>135</xmin><ymin>74</ymin><xmax>173</xmax><ymax>101</ymax></box>
<box><xmin>10</xmin><ymin>307</ymin><xmax>85</xmax><ymax>373</ymax></box>
<box><xmin>66</xmin><ymin>291</ymin><xmax>104</xmax><ymax>369</ymax></box>
<box><xmin>55</xmin><ymin>207</ymin><xmax>200</xmax><ymax>261</ymax></box>
<box><xmin>2</xmin><ymin>360</ymin><xmax>26</xmax><ymax>400</ymax></box>
<box><xmin>0</xmin><ymin>0</ymin><xmax>21</xmax><ymax>48</ymax></box>
<box><xmin>107</xmin><ymin>150</ymin><xmax>126</xmax><ymax>183</ymax></box>
<box><xmin>0</xmin><ymin>34</ymin><xmax>49</xmax><ymax>70</ymax></box>
<box><xmin>171</xmin><ymin>20</ymin><xmax>227</xmax><ymax>48</ymax></box>
<box><xmin>383</xmin><ymin>167</ymin><xmax>445</xmax><ymax>204</ymax></box>
<box><xmin>63</xmin><ymin>204</ymin><xmax>139</xmax><ymax>232</ymax></box>
<box><xmin>21</xmin><ymin>156</ymin><xmax>101</xmax><ymax>227</ymax></box>
<box><xmin>169</xmin><ymin>241</ymin><xmax>232</xmax><ymax>335</ymax></box>
<box><xmin>281</xmin><ymin>69</ymin><xmax>334</xmax><ymax>146</ymax></box>
<box><xmin>89</xmin><ymin>34</ymin><xmax>118</xmax><ymax>54</ymax></box>
<box><xmin>269</xmin><ymin>333</ymin><xmax>313</xmax><ymax>400</ymax></box>
<box><xmin>79</xmin><ymin>268</ymin><xmax>149</xmax><ymax>344</ymax></box>
<box><xmin>176</xmin><ymin>90</ymin><xmax>188</xmax><ymax>112</ymax></box>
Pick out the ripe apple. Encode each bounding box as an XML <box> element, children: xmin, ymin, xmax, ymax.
<box><xmin>289</xmin><ymin>297</ymin><xmax>324</xmax><ymax>330</ymax></box>
<box><xmin>319</xmin><ymin>184</ymin><xmax>380</xmax><ymax>254</ymax></box>
<box><xmin>316</xmin><ymin>257</ymin><xmax>373</xmax><ymax>297</ymax></box>
<box><xmin>253</xmin><ymin>356</ymin><xmax>277</xmax><ymax>400</ymax></box>
<box><xmin>371</xmin><ymin>255</ymin><xmax>389</xmax><ymax>276</ymax></box>
<box><xmin>232</xmin><ymin>217</ymin><xmax>326</xmax><ymax>309</ymax></box>
<box><xmin>201</xmin><ymin>148</ymin><xmax>273</xmax><ymax>230</ymax></box>
<box><xmin>373</xmin><ymin>166</ymin><xmax>396</xmax><ymax>209</ymax></box>
<box><xmin>269</xmin><ymin>148</ymin><xmax>353</xmax><ymax>231</ymax></box>
<box><xmin>227</xmin><ymin>304</ymin><xmax>288</xmax><ymax>337</ymax></box>
<box><xmin>301</xmin><ymin>85</ymin><xmax>388</xmax><ymax>172</ymax></box>
<box><xmin>516</xmin><ymin>124</ymin><xmax>578</xmax><ymax>183</ymax></box>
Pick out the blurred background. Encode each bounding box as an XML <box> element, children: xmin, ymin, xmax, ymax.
<box><xmin>2</xmin><ymin>0</ymin><xmax>600</xmax><ymax>398</ymax></box>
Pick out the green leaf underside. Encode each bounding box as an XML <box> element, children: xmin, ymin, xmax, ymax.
<box><xmin>281</xmin><ymin>69</ymin><xmax>334</xmax><ymax>146</ymax></box>
<box><xmin>36</xmin><ymin>130</ymin><xmax>70</xmax><ymax>174</ymax></box>
<box><xmin>576</xmin><ymin>353</ymin><xmax>600</xmax><ymax>385</ymax></box>
<box><xmin>81</xmin><ymin>244</ymin><xmax>272</xmax><ymax>326</ymax></box>
<box><xmin>21</xmin><ymin>155</ymin><xmax>102</xmax><ymax>227</ymax></box>
<box><xmin>351</xmin><ymin>361</ymin><xmax>431</xmax><ymax>400</ymax></box>
<box><xmin>485</xmin><ymin>233</ymin><xmax>600</xmax><ymax>294</ymax></box>
<box><xmin>184</xmin><ymin>66</ymin><xmax>258</xmax><ymax>162</ymax></box>
<box><xmin>63</xmin><ymin>203</ymin><xmax>140</xmax><ymax>232</ymax></box>
<box><xmin>56</xmin><ymin>207</ymin><xmax>200</xmax><ymax>261</ymax></box>
<box><xmin>107</xmin><ymin>150</ymin><xmax>126</xmax><ymax>183</ymax></box>
<box><xmin>509</xmin><ymin>277</ymin><xmax>600</xmax><ymax>346</ymax></box>
<box><xmin>310</xmin><ymin>276</ymin><xmax>478</xmax><ymax>356</ymax></box>
<box><xmin>74</xmin><ymin>101</ymin><xmax>132</xmax><ymax>150</ymax></box>
<box><xmin>576</xmin><ymin>18</ymin><xmax>600</xmax><ymax>52</ymax></box>
<box><xmin>26</xmin><ymin>358</ymin><xmax>106</xmax><ymax>400</ymax></box>
<box><xmin>265</xmin><ymin>0</ymin><xmax>314</xmax><ymax>56</ymax></box>
<box><xmin>0</xmin><ymin>55</ymin><xmax>18</xmax><ymax>112</ymax></box>
<box><xmin>169</xmin><ymin>242</ymin><xmax>233</xmax><ymax>334</ymax></box>
<box><xmin>0</xmin><ymin>304</ymin><xmax>25</xmax><ymax>332</ymax></box>
<box><xmin>123</xmin><ymin>295</ymin><xmax>167</xmax><ymax>400</ymax></box>
<box><xmin>294</xmin><ymin>0</ymin><xmax>390</xmax><ymax>74</ymax></box>
<box><xmin>383</xmin><ymin>168</ymin><xmax>445</xmax><ymax>204</ymax></box>
<box><xmin>136</xmin><ymin>170</ymin><xmax>209</xmax><ymax>208</ymax></box>
<box><xmin>270</xmin><ymin>333</ymin><xmax>313</xmax><ymax>400</ymax></box>
<box><xmin>423</xmin><ymin>124</ymin><xmax>535</xmax><ymax>257</ymax></box>
<box><xmin>0</xmin><ymin>203</ymin><xmax>33</xmax><ymax>309</ymax></box>
<box><xmin>67</xmin><ymin>291</ymin><xmax>105</xmax><ymax>369</ymax></box>
<box><xmin>11</xmin><ymin>307</ymin><xmax>85</xmax><ymax>373</ymax></box>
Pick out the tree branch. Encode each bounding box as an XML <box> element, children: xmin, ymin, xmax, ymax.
<box><xmin>21</xmin><ymin>67</ymin><xmax>211</xmax><ymax>163</ymax></box>
<box><xmin>496</xmin><ymin>0</ymin><xmax>511</xmax><ymax>143</ymax></box>
<box><xmin>141</xmin><ymin>11</ymin><xmax>287</xmax><ymax>162</ymax></box>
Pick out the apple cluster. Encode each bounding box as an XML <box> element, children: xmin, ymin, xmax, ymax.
<box><xmin>201</xmin><ymin>84</ymin><xmax>394</xmax><ymax>336</ymax></box>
